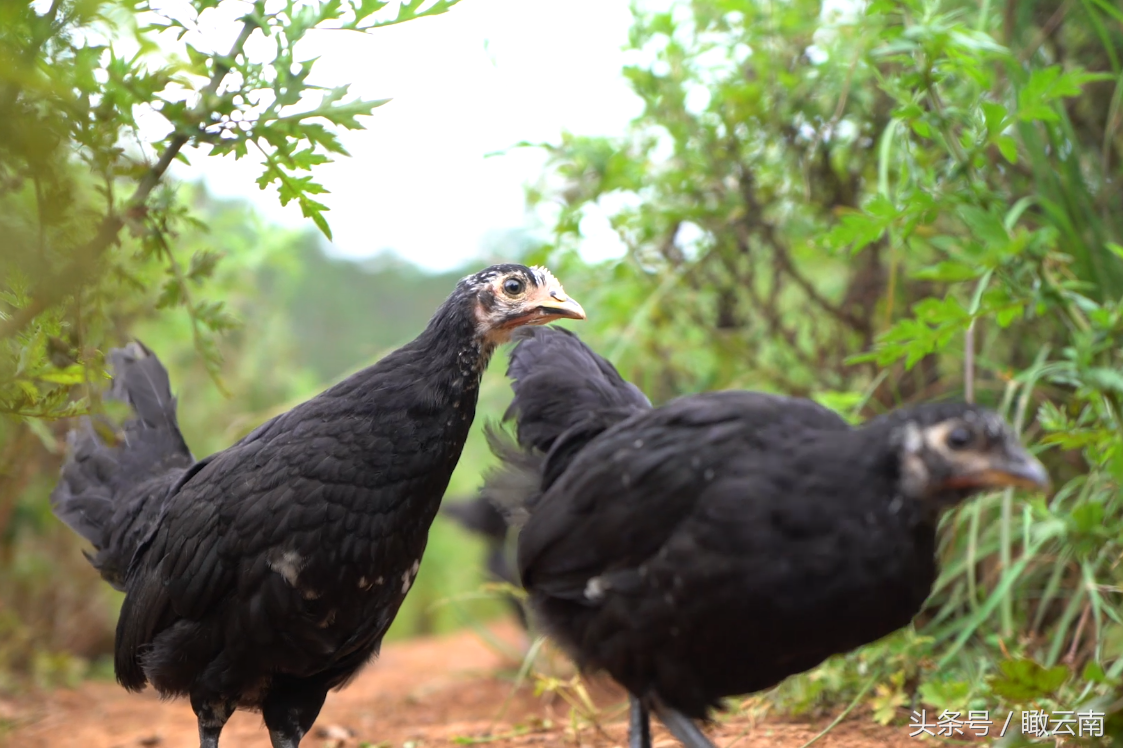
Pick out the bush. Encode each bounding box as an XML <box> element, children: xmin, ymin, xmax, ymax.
<box><xmin>524</xmin><ymin>0</ymin><xmax>1123</xmax><ymax>739</ymax></box>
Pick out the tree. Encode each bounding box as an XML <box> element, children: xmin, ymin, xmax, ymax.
<box><xmin>527</xmin><ymin>0</ymin><xmax>1123</xmax><ymax>733</ymax></box>
<box><xmin>0</xmin><ymin>0</ymin><xmax>460</xmax><ymax>416</ymax></box>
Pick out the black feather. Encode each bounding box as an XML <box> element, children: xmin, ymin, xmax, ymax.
<box><xmin>453</xmin><ymin>327</ymin><xmax>652</xmax><ymax>633</ymax></box>
<box><xmin>50</xmin><ymin>342</ymin><xmax>194</xmax><ymax>589</ymax></box>
<box><xmin>482</xmin><ymin>326</ymin><xmax>652</xmax><ymax>524</ymax></box>
<box><xmin>503</xmin><ymin>326</ymin><xmax>650</xmax><ymax>454</ymax></box>
<box><xmin>441</xmin><ymin>493</ymin><xmax>509</xmax><ymax>540</ymax></box>
<box><xmin>53</xmin><ymin>264</ymin><xmax>577</xmax><ymax>746</ymax></box>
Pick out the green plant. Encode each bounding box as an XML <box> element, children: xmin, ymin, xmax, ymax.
<box><xmin>525</xmin><ymin>0</ymin><xmax>1123</xmax><ymax>740</ymax></box>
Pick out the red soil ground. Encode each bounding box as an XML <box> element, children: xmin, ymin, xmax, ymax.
<box><xmin>2</xmin><ymin>620</ymin><xmax>924</xmax><ymax>748</ymax></box>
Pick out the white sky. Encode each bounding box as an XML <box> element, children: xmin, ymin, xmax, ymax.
<box><xmin>171</xmin><ymin>0</ymin><xmax>642</xmax><ymax>271</ymax></box>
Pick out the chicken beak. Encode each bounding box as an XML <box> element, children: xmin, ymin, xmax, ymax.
<box><xmin>946</xmin><ymin>447</ymin><xmax>1050</xmax><ymax>492</ymax></box>
<box><xmin>982</xmin><ymin>451</ymin><xmax>1050</xmax><ymax>490</ymax></box>
<box><xmin>535</xmin><ymin>289</ymin><xmax>586</xmax><ymax>321</ymax></box>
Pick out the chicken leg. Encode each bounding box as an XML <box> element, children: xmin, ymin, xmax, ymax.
<box><xmin>652</xmin><ymin>696</ymin><xmax>716</xmax><ymax>748</ymax></box>
<box><xmin>629</xmin><ymin>694</ymin><xmax>652</xmax><ymax>748</ymax></box>
<box><xmin>262</xmin><ymin>677</ymin><xmax>329</xmax><ymax>748</ymax></box>
<box><xmin>191</xmin><ymin>692</ymin><xmax>235</xmax><ymax>748</ymax></box>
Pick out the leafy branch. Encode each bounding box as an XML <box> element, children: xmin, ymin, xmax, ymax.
<box><xmin>0</xmin><ymin>15</ymin><xmax>258</xmax><ymax>342</ymax></box>
<box><xmin>1</xmin><ymin>0</ymin><xmax>464</xmax><ymax>423</ymax></box>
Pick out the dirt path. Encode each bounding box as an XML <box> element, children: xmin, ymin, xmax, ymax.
<box><xmin>3</xmin><ymin>620</ymin><xmax>919</xmax><ymax>748</ymax></box>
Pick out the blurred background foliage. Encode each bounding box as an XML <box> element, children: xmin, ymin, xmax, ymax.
<box><xmin>2</xmin><ymin>0</ymin><xmax>1122</xmax><ymax>742</ymax></box>
<box><xmin>519</xmin><ymin>0</ymin><xmax>1123</xmax><ymax>739</ymax></box>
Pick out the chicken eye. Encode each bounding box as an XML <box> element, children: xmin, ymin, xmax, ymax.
<box><xmin>502</xmin><ymin>277</ymin><xmax>525</xmax><ymax>296</ymax></box>
<box><xmin>946</xmin><ymin>426</ymin><xmax>973</xmax><ymax>450</ymax></box>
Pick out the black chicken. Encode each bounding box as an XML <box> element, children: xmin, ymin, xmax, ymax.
<box><xmin>50</xmin><ymin>264</ymin><xmax>584</xmax><ymax>748</ymax></box>
<box><xmin>443</xmin><ymin>324</ymin><xmax>653</xmax><ymax>628</ymax></box>
<box><xmin>483</xmin><ymin>327</ymin><xmax>1049</xmax><ymax>748</ymax></box>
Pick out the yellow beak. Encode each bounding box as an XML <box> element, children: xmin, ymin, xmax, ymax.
<box><xmin>535</xmin><ymin>289</ymin><xmax>586</xmax><ymax>321</ymax></box>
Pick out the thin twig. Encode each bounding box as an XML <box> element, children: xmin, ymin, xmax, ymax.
<box><xmin>1018</xmin><ymin>0</ymin><xmax>1073</xmax><ymax>63</ymax></box>
<box><xmin>795</xmin><ymin>669</ymin><xmax>882</xmax><ymax>748</ymax></box>
<box><xmin>1100</xmin><ymin>76</ymin><xmax>1123</xmax><ymax>176</ymax></box>
<box><xmin>926</xmin><ymin>84</ymin><xmax>979</xmax><ymax>185</ymax></box>
<box><xmin>488</xmin><ymin>635</ymin><xmax>547</xmax><ymax>732</ymax></box>
<box><xmin>803</xmin><ymin>34</ymin><xmax>866</xmax><ymax>200</ymax></box>
<box><xmin>737</xmin><ymin>167</ymin><xmax>867</xmax><ymax>331</ymax></box>
<box><xmin>964</xmin><ymin>318</ymin><xmax>976</xmax><ymax>403</ymax></box>
<box><xmin>999</xmin><ymin>370</ymin><xmax>1039</xmax><ymax>637</ymax></box>
<box><xmin>1064</xmin><ymin>603</ymin><xmax>1092</xmax><ymax>665</ymax></box>
<box><xmin>721</xmin><ymin>690</ymin><xmax>778</xmax><ymax>748</ymax></box>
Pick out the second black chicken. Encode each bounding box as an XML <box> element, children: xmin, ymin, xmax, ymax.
<box><xmin>483</xmin><ymin>327</ymin><xmax>1049</xmax><ymax>748</ymax></box>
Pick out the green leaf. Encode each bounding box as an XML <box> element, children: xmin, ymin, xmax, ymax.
<box><xmin>870</xmin><ymin>681</ymin><xmax>907</xmax><ymax>725</ymax></box>
<box><xmin>1017</xmin><ymin>66</ymin><xmax>1114</xmax><ymax>122</ymax></box>
<box><xmin>811</xmin><ymin>391</ymin><xmax>865</xmax><ymax>422</ymax></box>
<box><xmin>35</xmin><ymin>365</ymin><xmax>87</xmax><ymax>385</ymax></box>
<box><xmin>184</xmin><ymin>43</ymin><xmax>210</xmax><ymax>72</ymax></box>
<box><xmin>345</xmin><ymin>0</ymin><xmax>461</xmax><ymax>30</ymax></box>
<box><xmin>911</xmin><ymin>261</ymin><xmax>980</xmax><ymax>282</ymax></box>
<box><xmin>192</xmin><ymin>300</ymin><xmax>241</xmax><ymax>332</ymax></box>
<box><xmin>187</xmin><ymin>250</ymin><xmax>223</xmax><ymax>283</ymax></box>
<box><xmin>895</xmin><ymin>103</ymin><xmax>924</xmax><ymax>120</ymax></box>
<box><xmin>987</xmin><ymin>659</ymin><xmax>1070</xmax><ymax>701</ymax></box>
<box><xmin>909</xmin><ymin>118</ymin><xmax>931</xmax><ymax>138</ymax></box>
<box><xmin>1069</xmin><ymin>502</ymin><xmax>1105</xmax><ymax>534</ymax></box>
<box><xmin>15</xmin><ymin>379</ymin><xmax>40</xmax><ymax>403</ymax></box>
<box><xmin>958</xmin><ymin>206</ymin><xmax>1008</xmax><ymax>247</ymax></box>
<box><xmin>918</xmin><ymin>678</ymin><xmax>971</xmax><ymax>712</ymax></box>
<box><xmin>1084</xmin><ymin>367</ymin><xmax>1123</xmax><ymax>394</ymax></box>
<box><xmin>156</xmin><ymin>278</ymin><xmax>184</xmax><ymax>309</ymax></box>
<box><xmin>311</xmin><ymin>211</ymin><xmax>333</xmax><ymax>240</ymax></box>
<box><xmin>994</xmin><ymin>302</ymin><xmax>1025</xmax><ymax>327</ymax></box>
<box><xmin>866</xmin><ymin>194</ymin><xmax>898</xmax><ymax>220</ymax></box>
<box><xmin>827</xmin><ymin>212</ymin><xmax>885</xmax><ymax>253</ymax></box>
<box><xmin>996</xmin><ymin>135</ymin><xmax>1018</xmax><ymax>163</ymax></box>
<box><xmin>1082</xmin><ymin>661</ymin><xmax>1119</xmax><ymax>686</ymax></box>
<box><xmin>981</xmin><ymin>101</ymin><xmax>1007</xmax><ymax>136</ymax></box>
<box><xmin>914</xmin><ymin>295</ymin><xmax>970</xmax><ymax>324</ymax></box>
<box><xmin>291</xmin><ymin>148</ymin><xmax>330</xmax><ymax>171</ymax></box>
<box><xmin>351</xmin><ymin>0</ymin><xmax>390</xmax><ymax>24</ymax></box>
<box><xmin>826</xmin><ymin>196</ymin><xmax>899</xmax><ymax>254</ymax></box>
